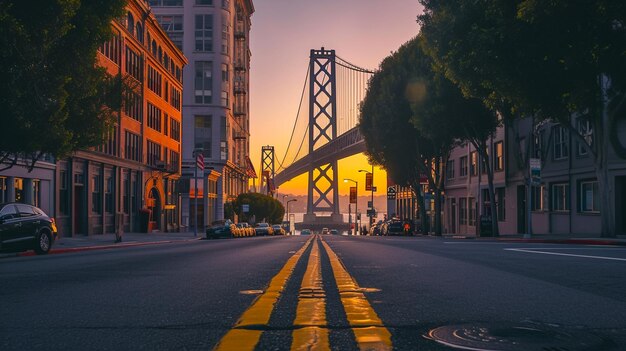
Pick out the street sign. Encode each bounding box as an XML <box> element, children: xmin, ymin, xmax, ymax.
<box><xmin>387</xmin><ymin>186</ymin><xmax>396</xmax><ymax>200</ymax></box>
<box><xmin>367</xmin><ymin>201</ymin><xmax>373</xmax><ymax>209</ymax></box>
<box><xmin>242</xmin><ymin>204</ymin><xmax>249</xmax><ymax>213</ymax></box>
<box><xmin>372</xmin><ymin>186</ymin><xmax>377</xmax><ymax>192</ymax></box>
<box><xmin>349</xmin><ymin>187</ymin><xmax>357</xmax><ymax>204</ymax></box>
<box><xmin>530</xmin><ymin>158</ymin><xmax>541</xmax><ymax>185</ymax></box>
<box><xmin>365</xmin><ymin>173</ymin><xmax>373</xmax><ymax>191</ymax></box>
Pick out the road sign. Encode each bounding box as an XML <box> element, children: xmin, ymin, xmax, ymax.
<box><xmin>196</xmin><ymin>152</ymin><xmax>204</xmax><ymax>171</ymax></box>
<box><xmin>367</xmin><ymin>201</ymin><xmax>373</xmax><ymax>209</ymax></box>
<box><xmin>349</xmin><ymin>187</ymin><xmax>357</xmax><ymax>204</ymax></box>
<box><xmin>387</xmin><ymin>186</ymin><xmax>396</xmax><ymax>200</ymax></box>
<box><xmin>365</xmin><ymin>173</ymin><xmax>373</xmax><ymax>191</ymax></box>
<box><xmin>530</xmin><ymin>158</ymin><xmax>541</xmax><ymax>185</ymax></box>
<box><xmin>242</xmin><ymin>204</ymin><xmax>249</xmax><ymax>213</ymax></box>
<box><xmin>372</xmin><ymin>186</ymin><xmax>377</xmax><ymax>192</ymax></box>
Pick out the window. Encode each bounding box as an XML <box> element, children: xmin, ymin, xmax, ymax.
<box><xmin>552</xmin><ymin>183</ymin><xmax>570</xmax><ymax>212</ymax></box>
<box><xmin>577</xmin><ymin>119</ymin><xmax>593</xmax><ymax>156</ymax></box>
<box><xmin>124</xmin><ymin>131</ymin><xmax>141</xmax><ymax>162</ymax></box>
<box><xmin>470</xmin><ymin>151</ymin><xmax>478</xmax><ymax>176</ymax></box>
<box><xmin>123</xmin><ymin>173</ymin><xmax>130</xmax><ymax>214</ymax></box>
<box><xmin>14</xmin><ymin>178</ymin><xmax>23</xmax><ymax>203</ymax></box>
<box><xmin>468</xmin><ymin>197</ymin><xmax>476</xmax><ymax>226</ymax></box>
<box><xmin>195</xmin><ymin>115</ymin><xmax>212</xmax><ymax>128</ymax></box>
<box><xmin>99</xmin><ymin>31</ymin><xmax>121</xmax><ymax>65</ymax></box>
<box><xmin>494</xmin><ymin>141</ymin><xmax>504</xmax><ymax>171</ymax></box>
<box><xmin>149</xmin><ymin>0</ymin><xmax>183</xmax><ymax>6</ymax></box>
<box><xmin>481</xmin><ymin>147</ymin><xmax>489</xmax><ymax>174</ymax></box>
<box><xmin>459</xmin><ymin>198</ymin><xmax>467</xmax><ymax>225</ymax></box>
<box><xmin>220</xmin><ymin>141</ymin><xmax>228</xmax><ymax>160</ymax></box>
<box><xmin>221</xmin><ymin>16</ymin><xmax>230</xmax><ymax>54</ymax></box>
<box><xmin>163</xmin><ymin>114</ymin><xmax>169</xmax><ymax>136</ymax></box>
<box><xmin>170</xmin><ymin>87</ymin><xmax>181</xmax><ymax>110</ymax></box>
<box><xmin>127</xmin><ymin>12</ymin><xmax>134</xmax><ymax>34</ymax></box>
<box><xmin>147</xmin><ymin>103</ymin><xmax>162</xmax><ymax>132</ymax></box>
<box><xmin>169</xmin><ymin>150</ymin><xmax>180</xmax><ymax>171</ymax></box>
<box><xmin>105</xmin><ymin>177</ymin><xmax>113</xmax><ymax>214</ymax></box>
<box><xmin>195</xmin><ymin>61</ymin><xmax>213</xmax><ymax>104</ymax></box>
<box><xmin>531</xmin><ymin>185</ymin><xmax>545</xmax><ymax>211</ymax></box>
<box><xmin>148</xmin><ymin>66</ymin><xmax>162</xmax><ymax>95</ymax></box>
<box><xmin>147</xmin><ymin>140</ymin><xmax>161</xmax><ymax>166</ymax></box>
<box><xmin>196</xmin><ymin>0</ymin><xmax>213</xmax><ymax>4</ymax></box>
<box><xmin>125</xmin><ymin>46</ymin><xmax>143</xmax><ymax>81</ymax></box>
<box><xmin>221</xmin><ymin>63</ymin><xmax>229</xmax><ymax>82</ymax></box>
<box><xmin>0</xmin><ymin>177</ymin><xmax>6</xmax><ymax>203</ymax></box>
<box><xmin>195</xmin><ymin>15</ymin><xmax>213</xmax><ymax>52</ymax></box>
<box><xmin>496</xmin><ymin>187</ymin><xmax>505</xmax><ymax>221</ymax></box>
<box><xmin>96</xmin><ymin>124</ymin><xmax>117</xmax><ymax>156</ymax></box>
<box><xmin>459</xmin><ymin>156</ymin><xmax>468</xmax><ymax>177</ymax></box>
<box><xmin>170</xmin><ymin>119</ymin><xmax>181</xmax><ymax>142</ymax></box>
<box><xmin>136</xmin><ymin>23</ymin><xmax>143</xmax><ymax>44</ymax></box>
<box><xmin>553</xmin><ymin>125</ymin><xmax>569</xmax><ymax>160</ymax></box>
<box><xmin>155</xmin><ymin>15</ymin><xmax>183</xmax><ymax>50</ymax></box>
<box><xmin>533</xmin><ymin>131</ymin><xmax>543</xmax><ymax>159</ymax></box>
<box><xmin>92</xmin><ymin>175</ymin><xmax>101</xmax><ymax>214</ymax></box>
<box><xmin>195</xmin><ymin>141</ymin><xmax>212</xmax><ymax>158</ymax></box>
<box><xmin>124</xmin><ymin>91</ymin><xmax>142</xmax><ymax>122</ymax></box>
<box><xmin>446</xmin><ymin>159</ymin><xmax>455</xmax><ymax>180</ymax></box>
<box><xmin>579</xmin><ymin>180</ymin><xmax>599</xmax><ymax>213</ymax></box>
<box><xmin>221</xmin><ymin>90</ymin><xmax>229</xmax><ymax>107</ymax></box>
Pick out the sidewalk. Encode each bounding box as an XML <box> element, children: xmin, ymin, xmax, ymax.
<box><xmin>441</xmin><ymin>233</ymin><xmax>626</xmax><ymax>246</ymax></box>
<box><xmin>2</xmin><ymin>231</ymin><xmax>203</xmax><ymax>258</ymax></box>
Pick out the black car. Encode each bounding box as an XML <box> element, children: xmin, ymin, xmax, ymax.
<box><xmin>0</xmin><ymin>203</ymin><xmax>57</xmax><ymax>254</ymax></box>
<box><xmin>385</xmin><ymin>221</ymin><xmax>405</xmax><ymax>236</ymax></box>
<box><xmin>206</xmin><ymin>220</ymin><xmax>234</xmax><ymax>239</ymax></box>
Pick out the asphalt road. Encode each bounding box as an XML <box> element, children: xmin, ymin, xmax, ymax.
<box><xmin>2</xmin><ymin>234</ymin><xmax>626</xmax><ymax>350</ymax></box>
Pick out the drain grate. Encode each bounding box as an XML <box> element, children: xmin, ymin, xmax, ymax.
<box><xmin>425</xmin><ymin>322</ymin><xmax>605</xmax><ymax>351</ymax></box>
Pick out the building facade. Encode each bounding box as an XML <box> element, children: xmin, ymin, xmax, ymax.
<box><xmin>392</xmin><ymin>117</ymin><xmax>626</xmax><ymax>236</ymax></box>
<box><xmin>0</xmin><ymin>156</ymin><xmax>56</xmax><ymax>218</ymax></box>
<box><xmin>55</xmin><ymin>0</ymin><xmax>187</xmax><ymax>236</ymax></box>
<box><xmin>149</xmin><ymin>0</ymin><xmax>254</xmax><ymax>229</ymax></box>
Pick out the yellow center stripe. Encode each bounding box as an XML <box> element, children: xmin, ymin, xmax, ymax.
<box><xmin>214</xmin><ymin>236</ymin><xmax>314</xmax><ymax>351</ymax></box>
<box><xmin>320</xmin><ymin>239</ymin><xmax>393</xmax><ymax>351</ymax></box>
<box><xmin>291</xmin><ymin>236</ymin><xmax>330</xmax><ymax>350</ymax></box>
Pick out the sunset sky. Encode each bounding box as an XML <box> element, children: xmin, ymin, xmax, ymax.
<box><xmin>249</xmin><ymin>1</ymin><xmax>423</xmax><ymax>196</ymax></box>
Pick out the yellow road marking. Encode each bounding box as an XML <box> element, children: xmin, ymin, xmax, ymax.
<box><xmin>214</xmin><ymin>236</ymin><xmax>314</xmax><ymax>351</ymax></box>
<box><xmin>291</xmin><ymin>236</ymin><xmax>329</xmax><ymax>351</ymax></box>
<box><xmin>320</xmin><ymin>239</ymin><xmax>392</xmax><ymax>351</ymax></box>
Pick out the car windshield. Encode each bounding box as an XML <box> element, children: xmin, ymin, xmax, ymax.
<box><xmin>257</xmin><ymin>223</ymin><xmax>269</xmax><ymax>227</ymax></box>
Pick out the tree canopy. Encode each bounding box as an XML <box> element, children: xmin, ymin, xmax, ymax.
<box><xmin>0</xmin><ymin>0</ymin><xmax>127</xmax><ymax>170</ymax></box>
<box><xmin>229</xmin><ymin>193</ymin><xmax>285</xmax><ymax>224</ymax></box>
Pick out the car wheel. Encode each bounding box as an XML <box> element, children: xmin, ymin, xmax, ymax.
<box><xmin>34</xmin><ymin>230</ymin><xmax>52</xmax><ymax>255</ymax></box>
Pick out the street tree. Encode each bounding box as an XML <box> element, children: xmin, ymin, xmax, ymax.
<box><xmin>408</xmin><ymin>36</ymin><xmax>500</xmax><ymax>236</ymax></box>
<box><xmin>418</xmin><ymin>0</ymin><xmax>626</xmax><ymax>237</ymax></box>
<box><xmin>360</xmin><ymin>39</ymin><xmax>436</xmax><ymax>234</ymax></box>
<box><xmin>230</xmin><ymin>193</ymin><xmax>284</xmax><ymax>224</ymax></box>
<box><xmin>0</xmin><ymin>0</ymin><xmax>127</xmax><ymax>171</ymax></box>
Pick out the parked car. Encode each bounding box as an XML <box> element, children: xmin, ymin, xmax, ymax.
<box><xmin>329</xmin><ymin>229</ymin><xmax>338</xmax><ymax>235</ymax></box>
<box><xmin>321</xmin><ymin>228</ymin><xmax>329</xmax><ymax>235</ymax></box>
<box><xmin>272</xmin><ymin>225</ymin><xmax>286</xmax><ymax>236</ymax></box>
<box><xmin>255</xmin><ymin>222</ymin><xmax>274</xmax><ymax>236</ymax></box>
<box><xmin>385</xmin><ymin>220</ymin><xmax>405</xmax><ymax>236</ymax></box>
<box><xmin>300</xmin><ymin>229</ymin><xmax>311</xmax><ymax>235</ymax></box>
<box><xmin>206</xmin><ymin>220</ymin><xmax>234</xmax><ymax>239</ymax></box>
<box><xmin>0</xmin><ymin>203</ymin><xmax>57</xmax><ymax>255</ymax></box>
<box><xmin>236</xmin><ymin>222</ymin><xmax>254</xmax><ymax>237</ymax></box>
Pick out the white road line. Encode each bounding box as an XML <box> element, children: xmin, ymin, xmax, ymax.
<box><xmin>505</xmin><ymin>248</ymin><xmax>626</xmax><ymax>261</ymax></box>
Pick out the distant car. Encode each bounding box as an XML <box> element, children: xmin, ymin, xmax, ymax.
<box><xmin>329</xmin><ymin>229</ymin><xmax>338</xmax><ymax>235</ymax></box>
<box><xmin>272</xmin><ymin>224</ymin><xmax>286</xmax><ymax>236</ymax></box>
<box><xmin>236</xmin><ymin>222</ymin><xmax>253</xmax><ymax>237</ymax></box>
<box><xmin>0</xmin><ymin>203</ymin><xmax>57</xmax><ymax>254</ymax></box>
<box><xmin>300</xmin><ymin>229</ymin><xmax>311</xmax><ymax>235</ymax></box>
<box><xmin>322</xmin><ymin>228</ymin><xmax>329</xmax><ymax>235</ymax></box>
<box><xmin>206</xmin><ymin>220</ymin><xmax>234</xmax><ymax>239</ymax></box>
<box><xmin>385</xmin><ymin>221</ymin><xmax>404</xmax><ymax>236</ymax></box>
<box><xmin>255</xmin><ymin>222</ymin><xmax>274</xmax><ymax>236</ymax></box>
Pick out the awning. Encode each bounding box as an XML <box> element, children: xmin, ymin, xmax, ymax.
<box><xmin>246</xmin><ymin>157</ymin><xmax>258</xmax><ymax>178</ymax></box>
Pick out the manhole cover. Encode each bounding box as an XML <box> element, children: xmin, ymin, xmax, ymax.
<box><xmin>425</xmin><ymin>323</ymin><xmax>605</xmax><ymax>351</ymax></box>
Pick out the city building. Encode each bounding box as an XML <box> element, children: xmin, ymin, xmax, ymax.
<box><xmin>0</xmin><ymin>156</ymin><xmax>56</xmax><ymax>217</ymax></box>
<box><xmin>55</xmin><ymin>0</ymin><xmax>187</xmax><ymax>236</ymax></box>
<box><xmin>149</xmin><ymin>0</ymin><xmax>255</xmax><ymax>229</ymax></box>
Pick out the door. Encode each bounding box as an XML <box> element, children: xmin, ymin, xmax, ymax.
<box><xmin>450</xmin><ymin>199</ymin><xmax>456</xmax><ymax>233</ymax></box>
<box><xmin>616</xmin><ymin>176</ymin><xmax>626</xmax><ymax>235</ymax></box>
<box><xmin>74</xmin><ymin>185</ymin><xmax>85</xmax><ymax>234</ymax></box>
<box><xmin>15</xmin><ymin>204</ymin><xmax>37</xmax><ymax>244</ymax></box>
<box><xmin>517</xmin><ymin>185</ymin><xmax>526</xmax><ymax>234</ymax></box>
<box><xmin>0</xmin><ymin>205</ymin><xmax>21</xmax><ymax>247</ymax></box>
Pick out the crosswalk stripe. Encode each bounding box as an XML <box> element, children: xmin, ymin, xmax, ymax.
<box><xmin>214</xmin><ymin>236</ymin><xmax>314</xmax><ymax>351</ymax></box>
<box><xmin>320</xmin><ymin>238</ymin><xmax>393</xmax><ymax>351</ymax></box>
<box><xmin>291</xmin><ymin>236</ymin><xmax>330</xmax><ymax>350</ymax></box>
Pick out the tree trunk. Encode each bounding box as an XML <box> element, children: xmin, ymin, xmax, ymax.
<box><xmin>411</xmin><ymin>182</ymin><xmax>428</xmax><ymax>235</ymax></box>
<box><xmin>597</xmin><ymin>76</ymin><xmax>616</xmax><ymax>237</ymax></box>
<box><xmin>434</xmin><ymin>187</ymin><xmax>442</xmax><ymax>236</ymax></box>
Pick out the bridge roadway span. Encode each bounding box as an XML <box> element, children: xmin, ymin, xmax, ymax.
<box><xmin>274</xmin><ymin>126</ymin><xmax>366</xmax><ymax>186</ymax></box>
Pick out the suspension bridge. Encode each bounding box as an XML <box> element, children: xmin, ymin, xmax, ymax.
<box><xmin>259</xmin><ymin>48</ymin><xmax>375</xmax><ymax>226</ymax></box>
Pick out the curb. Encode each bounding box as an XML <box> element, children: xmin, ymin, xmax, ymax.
<box><xmin>9</xmin><ymin>237</ymin><xmax>203</xmax><ymax>258</ymax></box>
<box><xmin>496</xmin><ymin>238</ymin><xmax>626</xmax><ymax>246</ymax></box>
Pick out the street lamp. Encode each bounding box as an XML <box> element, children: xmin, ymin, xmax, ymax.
<box><xmin>282</xmin><ymin>194</ymin><xmax>289</xmax><ymax>217</ymax></box>
<box><xmin>286</xmin><ymin>199</ymin><xmax>297</xmax><ymax>220</ymax></box>
<box><xmin>344</xmin><ymin>178</ymin><xmax>357</xmax><ymax>235</ymax></box>
<box><xmin>359</xmin><ymin>167</ymin><xmax>375</xmax><ymax>231</ymax></box>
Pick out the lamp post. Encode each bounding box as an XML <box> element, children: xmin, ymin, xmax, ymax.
<box><xmin>359</xmin><ymin>166</ymin><xmax>375</xmax><ymax>231</ymax></box>
<box><xmin>344</xmin><ymin>178</ymin><xmax>357</xmax><ymax>235</ymax></box>
<box><xmin>286</xmin><ymin>199</ymin><xmax>297</xmax><ymax>223</ymax></box>
<box><xmin>282</xmin><ymin>194</ymin><xmax>289</xmax><ymax>220</ymax></box>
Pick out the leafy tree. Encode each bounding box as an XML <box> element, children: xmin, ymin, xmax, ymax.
<box><xmin>231</xmin><ymin>193</ymin><xmax>285</xmax><ymax>224</ymax></box>
<box><xmin>0</xmin><ymin>0</ymin><xmax>127</xmax><ymax>171</ymax></box>
<box><xmin>360</xmin><ymin>38</ymin><xmax>434</xmax><ymax>234</ymax></box>
<box><xmin>419</xmin><ymin>0</ymin><xmax>626</xmax><ymax>237</ymax></box>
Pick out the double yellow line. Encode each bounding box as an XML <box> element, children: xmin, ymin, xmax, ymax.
<box><xmin>214</xmin><ymin>235</ymin><xmax>392</xmax><ymax>351</ymax></box>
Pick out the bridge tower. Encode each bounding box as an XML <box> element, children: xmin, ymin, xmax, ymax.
<box><xmin>304</xmin><ymin>48</ymin><xmax>342</xmax><ymax>224</ymax></box>
<box><xmin>260</xmin><ymin>145</ymin><xmax>275</xmax><ymax>195</ymax></box>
